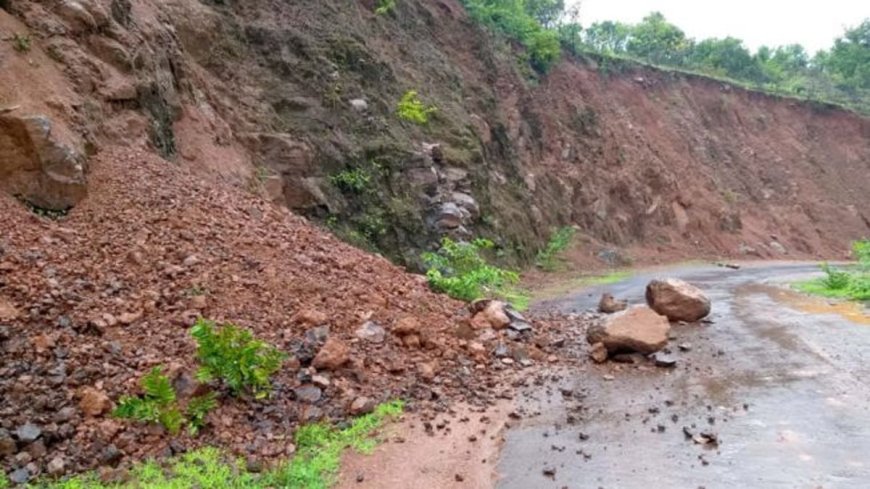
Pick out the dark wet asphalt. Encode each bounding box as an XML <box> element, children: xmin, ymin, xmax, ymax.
<box><xmin>497</xmin><ymin>263</ymin><xmax>870</xmax><ymax>489</ymax></box>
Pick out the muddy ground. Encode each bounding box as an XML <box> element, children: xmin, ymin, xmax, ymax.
<box><xmin>345</xmin><ymin>263</ymin><xmax>870</xmax><ymax>488</ymax></box>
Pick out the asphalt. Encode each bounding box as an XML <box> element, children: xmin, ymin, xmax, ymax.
<box><xmin>496</xmin><ymin>263</ymin><xmax>870</xmax><ymax>489</ymax></box>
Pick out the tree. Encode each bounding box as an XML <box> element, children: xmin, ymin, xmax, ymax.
<box><xmin>583</xmin><ymin>20</ymin><xmax>631</xmax><ymax>54</ymax></box>
<box><xmin>688</xmin><ymin>37</ymin><xmax>762</xmax><ymax>82</ymax></box>
<box><xmin>825</xmin><ymin>19</ymin><xmax>870</xmax><ymax>89</ymax></box>
<box><xmin>626</xmin><ymin>12</ymin><xmax>691</xmax><ymax>66</ymax></box>
<box><xmin>524</xmin><ymin>0</ymin><xmax>565</xmax><ymax>28</ymax></box>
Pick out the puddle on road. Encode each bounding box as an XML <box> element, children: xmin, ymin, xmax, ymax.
<box><xmin>742</xmin><ymin>283</ymin><xmax>870</xmax><ymax>325</ymax></box>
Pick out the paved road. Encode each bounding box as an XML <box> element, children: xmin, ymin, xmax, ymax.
<box><xmin>496</xmin><ymin>263</ymin><xmax>870</xmax><ymax>489</ymax></box>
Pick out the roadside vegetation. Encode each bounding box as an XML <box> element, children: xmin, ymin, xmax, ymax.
<box><xmin>21</xmin><ymin>401</ymin><xmax>404</xmax><ymax>489</ymax></box>
<box><xmin>535</xmin><ymin>226</ymin><xmax>575</xmax><ymax>271</ymax></box>
<box><xmin>796</xmin><ymin>240</ymin><xmax>870</xmax><ymax>301</ymax></box>
<box><xmin>422</xmin><ymin>237</ymin><xmax>529</xmax><ymax>309</ymax></box>
<box><xmin>459</xmin><ymin>1</ymin><xmax>870</xmax><ymax>114</ymax></box>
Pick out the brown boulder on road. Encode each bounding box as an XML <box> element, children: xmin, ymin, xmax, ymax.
<box><xmin>586</xmin><ymin>306</ymin><xmax>670</xmax><ymax>354</ymax></box>
<box><xmin>645</xmin><ymin>278</ymin><xmax>711</xmax><ymax>322</ymax></box>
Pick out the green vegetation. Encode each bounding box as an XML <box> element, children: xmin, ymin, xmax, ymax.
<box><xmin>330</xmin><ymin>167</ymin><xmax>372</xmax><ymax>193</ymax></box>
<box><xmin>456</xmin><ymin>1</ymin><xmax>870</xmax><ymax>113</ymax></box>
<box><xmin>460</xmin><ymin>0</ymin><xmax>562</xmax><ymax>72</ymax></box>
<box><xmin>266</xmin><ymin>400</ymin><xmax>404</xmax><ymax>488</ymax></box>
<box><xmin>396</xmin><ymin>90</ymin><xmax>436</xmax><ymax>124</ymax></box>
<box><xmin>25</xmin><ymin>401</ymin><xmax>404</xmax><ymax>489</ymax></box>
<box><xmin>375</xmin><ymin>0</ymin><xmax>396</xmax><ymax>15</ymax></box>
<box><xmin>535</xmin><ymin>226</ymin><xmax>575</xmax><ymax>271</ymax></box>
<box><xmin>113</xmin><ymin>367</ymin><xmax>186</xmax><ymax>435</ymax></box>
<box><xmin>12</xmin><ymin>33</ymin><xmax>30</xmax><ymax>53</ymax></box>
<box><xmin>795</xmin><ymin>240</ymin><xmax>870</xmax><ymax>301</ymax></box>
<box><xmin>422</xmin><ymin>238</ymin><xmax>523</xmax><ymax>306</ymax></box>
<box><xmin>191</xmin><ymin>319</ymin><xmax>287</xmax><ymax>398</ymax></box>
<box><xmin>185</xmin><ymin>392</ymin><xmax>219</xmax><ymax>436</ymax></box>
<box><xmin>0</xmin><ymin>471</ymin><xmax>8</xmax><ymax>489</ymax></box>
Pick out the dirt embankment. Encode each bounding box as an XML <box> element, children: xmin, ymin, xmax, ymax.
<box><xmin>2</xmin><ymin>0</ymin><xmax>868</xmax><ymax>269</ymax></box>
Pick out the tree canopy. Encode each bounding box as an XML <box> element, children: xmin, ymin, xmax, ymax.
<box><xmin>459</xmin><ymin>0</ymin><xmax>870</xmax><ymax>113</ymax></box>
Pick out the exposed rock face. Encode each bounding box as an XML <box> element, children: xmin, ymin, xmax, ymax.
<box><xmin>587</xmin><ymin>306</ymin><xmax>670</xmax><ymax>354</ymax></box>
<box><xmin>645</xmin><ymin>279</ymin><xmax>711</xmax><ymax>322</ymax></box>
<box><xmin>0</xmin><ymin>115</ymin><xmax>87</xmax><ymax>210</ymax></box>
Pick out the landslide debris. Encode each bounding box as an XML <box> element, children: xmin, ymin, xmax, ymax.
<box><xmin>0</xmin><ymin>148</ymin><xmax>576</xmax><ymax>481</ymax></box>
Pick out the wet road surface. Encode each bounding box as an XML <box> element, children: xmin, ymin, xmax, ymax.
<box><xmin>497</xmin><ymin>263</ymin><xmax>870</xmax><ymax>489</ymax></box>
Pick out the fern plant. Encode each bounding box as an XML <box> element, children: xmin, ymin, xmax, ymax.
<box><xmin>397</xmin><ymin>90</ymin><xmax>436</xmax><ymax>124</ymax></box>
<box><xmin>190</xmin><ymin>318</ymin><xmax>287</xmax><ymax>398</ymax></box>
<box><xmin>186</xmin><ymin>392</ymin><xmax>219</xmax><ymax>436</ymax></box>
<box><xmin>113</xmin><ymin>367</ymin><xmax>185</xmax><ymax>435</ymax></box>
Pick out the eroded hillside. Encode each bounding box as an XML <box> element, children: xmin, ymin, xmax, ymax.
<box><xmin>2</xmin><ymin>0</ymin><xmax>868</xmax><ymax>268</ymax></box>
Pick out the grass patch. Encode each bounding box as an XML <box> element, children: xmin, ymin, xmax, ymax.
<box><xmin>19</xmin><ymin>401</ymin><xmax>404</xmax><ymax>489</ymax></box>
<box><xmin>266</xmin><ymin>400</ymin><xmax>404</xmax><ymax>489</ymax></box>
<box><xmin>531</xmin><ymin>270</ymin><xmax>632</xmax><ymax>301</ymax></box>
<box><xmin>793</xmin><ymin>240</ymin><xmax>870</xmax><ymax>302</ymax></box>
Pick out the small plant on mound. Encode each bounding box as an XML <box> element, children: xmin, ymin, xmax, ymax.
<box><xmin>795</xmin><ymin>239</ymin><xmax>870</xmax><ymax>301</ymax></box>
<box><xmin>113</xmin><ymin>367</ymin><xmax>185</xmax><ymax>435</ymax></box>
<box><xmin>535</xmin><ymin>226</ymin><xmax>575</xmax><ymax>271</ymax></box>
<box><xmin>422</xmin><ymin>237</ymin><xmax>519</xmax><ymax>302</ymax></box>
<box><xmin>396</xmin><ymin>90</ymin><xmax>436</xmax><ymax>125</ymax></box>
<box><xmin>190</xmin><ymin>318</ymin><xmax>287</xmax><ymax>398</ymax></box>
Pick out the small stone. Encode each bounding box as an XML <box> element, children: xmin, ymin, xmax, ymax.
<box><xmin>311</xmin><ymin>374</ymin><xmax>330</xmax><ymax>388</ymax></box>
<box><xmin>79</xmin><ymin>387</ymin><xmax>111</xmax><ymax>417</ymax></box>
<box><xmin>0</xmin><ymin>429</ymin><xmax>15</xmax><ymax>456</ymax></box>
<box><xmin>392</xmin><ymin>316</ymin><xmax>420</xmax><ymax>336</ymax></box>
<box><xmin>598</xmin><ymin>293</ymin><xmax>628</xmax><ymax>313</ymax></box>
<box><xmin>312</xmin><ymin>338</ymin><xmax>350</xmax><ymax>370</ymax></box>
<box><xmin>349</xmin><ymin>397</ymin><xmax>375</xmax><ymax>415</ymax></box>
<box><xmin>294</xmin><ymin>385</ymin><xmax>322</xmax><ymax>404</ymax></box>
<box><xmin>652</xmin><ymin>353</ymin><xmax>677</xmax><ymax>368</ymax></box>
<box><xmin>14</xmin><ymin>423</ymin><xmax>42</xmax><ymax>443</ymax></box>
<box><xmin>455</xmin><ymin>474</ymin><xmax>465</xmax><ymax>482</ymax></box>
<box><xmin>349</xmin><ymin>99</ymin><xmax>368</xmax><ymax>112</ymax></box>
<box><xmin>589</xmin><ymin>342</ymin><xmax>608</xmax><ymax>363</ymax></box>
<box><xmin>678</xmin><ymin>343</ymin><xmax>692</xmax><ymax>352</ymax></box>
<box><xmin>355</xmin><ymin>321</ymin><xmax>386</xmax><ymax>343</ymax></box>
<box><xmin>47</xmin><ymin>456</ymin><xmax>66</xmax><ymax>476</ymax></box>
<box><xmin>293</xmin><ymin>309</ymin><xmax>328</xmax><ymax>327</ymax></box>
<box><xmin>9</xmin><ymin>467</ymin><xmax>30</xmax><ymax>484</ymax></box>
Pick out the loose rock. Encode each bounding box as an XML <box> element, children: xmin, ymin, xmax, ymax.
<box><xmin>587</xmin><ymin>306</ymin><xmax>670</xmax><ymax>354</ymax></box>
<box><xmin>645</xmin><ymin>278</ymin><xmax>711</xmax><ymax>322</ymax></box>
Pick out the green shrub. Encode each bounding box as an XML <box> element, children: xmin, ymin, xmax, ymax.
<box><xmin>820</xmin><ymin>263</ymin><xmax>850</xmax><ymax>290</ymax></box>
<box><xmin>535</xmin><ymin>226</ymin><xmax>575</xmax><ymax>271</ymax></box>
<box><xmin>397</xmin><ymin>90</ymin><xmax>436</xmax><ymax>124</ymax></box>
<box><xmin>113</xmin><ymin>367</ymin><xmax>185</xmax><ymax>435</ymax></box>
<box><xmin>422</xmin><ymin>238</ymin><xmax>519</xmax><ymax>302</ymax></box>
<box><xmin>375</xmin><ymin>0</ymin><xmax>396</xmax><ymax>15</ymax></box>
<box><xmin>12</xmin><ymin>33</ymin><xmax>30</xmax><ymax>53</ymax></box>
<box><xmin>330</xmin><ymin>168</ymin><xmax>371</xmax><ymax>193</ymax></box>
<box><xmin>190</xmin><ymin>318</ymin><xmax>287</xmax><ymax>398</ymax></box>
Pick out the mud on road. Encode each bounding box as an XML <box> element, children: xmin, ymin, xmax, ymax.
<box><xmin>498</xmin><ymin>263</ymin><xmax>870</xmax><ymax>489</ymax></box>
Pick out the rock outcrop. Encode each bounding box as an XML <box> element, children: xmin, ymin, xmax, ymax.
<box><xmin>0</xmin><ymin>114</ymin><xmax>87</xmax><ymax>210</ymax></box>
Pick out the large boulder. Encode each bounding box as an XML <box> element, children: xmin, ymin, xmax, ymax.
<box><xmin>0</xmin><ymin>114</ymin><xmax>87</xmax><ymax>210</ymax></box>
<box><xmin>645</xmin><ymin>278</ymin><xmax>711</xmax><ymax>322</ymax></box>
<box><xmin>586</xmin><ymin>306</ymin><xmax>670</xmax><ymax>354</ymax></box>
